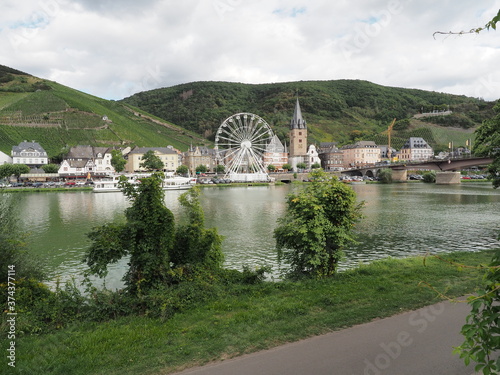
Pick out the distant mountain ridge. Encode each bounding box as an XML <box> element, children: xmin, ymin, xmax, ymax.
<box><xmin>0</xmin><ymin>65</ymin><xmax>208</xmax><ymax>158</ymax></box>
<box><xmin>122</xmin><ymin>80</ymin><xmax>495</xmax><ymax>152</ymax></box>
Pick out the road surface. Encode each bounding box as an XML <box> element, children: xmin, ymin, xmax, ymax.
<box><xmin>173</xmin><ymin>300</ymin><xmax>478</xmax><ymax>375</ymax></box>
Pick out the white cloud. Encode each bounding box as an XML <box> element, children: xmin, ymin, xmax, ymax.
<box><xmin>1</xmin><ymin>0</ymin><xmax>499</xmax><ymax>100</ymax></box>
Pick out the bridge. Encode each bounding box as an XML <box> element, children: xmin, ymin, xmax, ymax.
<box><xmin>342</xmin><ymin>157</ymin><xmax>494</xmax><ymax>184</ymax></box>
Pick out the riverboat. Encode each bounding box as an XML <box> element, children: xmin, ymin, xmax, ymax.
<box><xmin>93</xmin><ymin>173</ymin><xmax>197</xmax><ymax>193</ymax></box>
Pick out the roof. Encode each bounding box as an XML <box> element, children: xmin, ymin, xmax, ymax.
<box><xmin>402</xmin><ymin>137</ymin><xmax>431</xmax><ymax>149</ymax></box>
<box><xmin>67</xmin><ymin>146</ymin><xmax>111</xmax><ymax>159</ymax></box>
<box><xmin>129</xmin><ymin>147</ymin><xmax>178</xmax><ymax>155</ymax></box>
<box><xmin>290</xmin><ymin>97</ymin><xmax>306</xmax><ymax>130</ymax></box>
<box><xmin>12</xmin><ymin>141</ymin><xmax>46</xmax><ymax>154</ymax></box>
<box><xmin>266</xmin><ymin>135</ymin><xmax>285</xmax><ymax>153</ymax></box>
<box><xmin>341</xmin><ymin>141</ymin><xmax>378</xmax><ymax>150</ymax></box>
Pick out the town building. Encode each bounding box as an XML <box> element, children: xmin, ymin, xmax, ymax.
<box><xmin>318</xmin><ymin>142</ymin><xmax>344</xmax><ymax>171</ymax></box>
<box><xmin>58</xmin><ymin>145</ymin><xmax>115</xmax><ymax>178</ymax></box>
<box><xmin>263</xmin><ymin>135</ymin><xmax>288</xmax><ymax>171</ymax></box>
<box><xmin>341</xmin><ymin>141</ymin><xmax>381</xmax><ymax>168</ymax></box>
<box><xmin>125</xmin><ymin>146</ymin><xmax>180</xmax><ymax>173</ymax></box>
<box><xmin>399</xmin><ymin>137</ymin><xmax>434</xmax><ymax>162</ymax></box>
<box><xmin>183</xmin><ymin>145</ymin><xmax>217</xmax><ymax>174</ymax></box>
<box><xmin>306</xmin><ymin>144</ymin><xmax>321</xmax><ymax>168</ymax></box>
<box><xmin>288</xmin><ymin>97</ymin><xmax>308</xmax><ymax>171</ymax></box>
<box><xmin>0</xmin><ymin>150</ymin><xmax>12</xmax><ymax>165</ymax></box>
<box><xmin>11</xmin><ymin>140</ymin><xmax>48</xmax><ymax>167</ymax></box>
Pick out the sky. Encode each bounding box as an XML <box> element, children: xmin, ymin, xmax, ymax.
<box><xmin>1</xmin><ymin>0</ymin><xmax>500</xmax><ymax>101</ymax></box>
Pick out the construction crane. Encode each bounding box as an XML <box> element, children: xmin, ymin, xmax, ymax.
<box><xmin>387</xmin><ymin>118</ymin><xmax>396</xmax><ymax>160</ymax></box>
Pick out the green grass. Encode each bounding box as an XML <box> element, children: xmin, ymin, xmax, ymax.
<box><xmin>4</xmin><ymin>250</ymin><xmax>495</xmax><ymax>375</ymax></box>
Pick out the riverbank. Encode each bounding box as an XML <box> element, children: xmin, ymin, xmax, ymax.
<box><xmin>4</xmin><ymin>250</ymin><xmax>495</xmax><ymax>375</ymax></box>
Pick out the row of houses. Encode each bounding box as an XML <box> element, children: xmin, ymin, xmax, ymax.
<box><xmin>1</xmin><ymin>100</ymin><xmax>438</xmax><ymax>177</ymax></box>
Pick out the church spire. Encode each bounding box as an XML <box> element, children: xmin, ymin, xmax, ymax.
<box><xmin>290</xmin><ymin>96</ymin><xmax>306</xmax><ymax>130</ymax></box>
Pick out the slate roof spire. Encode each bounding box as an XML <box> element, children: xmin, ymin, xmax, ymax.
<box><xmin>290</xmin><ymin>96</ymin><xmax>306</xmax><ymax>130</ymax></box>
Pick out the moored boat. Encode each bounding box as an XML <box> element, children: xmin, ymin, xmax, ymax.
<box><xmin>93</xmin><ymin>172</ymin><xmax>196</xmax><ymax>193</ymax></box>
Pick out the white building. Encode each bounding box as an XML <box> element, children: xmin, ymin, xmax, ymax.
<box><xmin>0</xmin><ymin>150</ymin><xmax>12</xmax><ymax>165</ymax></box>
<box><xmin>399</xmin><ymin>137</ymin><xmax>434</xmax><ymax>162</ymax></box>
<box><xmin>306</xmin><ymin>144</ymin><xmax>321</xmax><ymax>168</ymax></box>
<box><xmin>11</xmin><ymin>141</ymin><xmax>48</xmax><ymax>167</ymax></box>
<box><xmin>58</xmin><ymin>145</ymin><xmax>115</xmax><ymax>177</ymax></box>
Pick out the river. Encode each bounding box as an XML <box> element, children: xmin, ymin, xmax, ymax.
<box><xmin>3</xmin><ymin>182</ymin><xmax>500</xmax><ymax>289</ymax></box>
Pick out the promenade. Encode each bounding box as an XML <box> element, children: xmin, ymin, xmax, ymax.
<box><xmin>174</xmin><ymin>300</ymin><xmax>477</xmax><ymax>375</ymax></box>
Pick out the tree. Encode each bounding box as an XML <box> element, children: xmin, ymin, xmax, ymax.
<box><xmin>42</xmin><ymin>164</ymin><xmax>59</xmax><ymax>174</ymax></box>
<box><xmin>311</xmin><ymin>162</ymin><xmax>321</xmax><ymax>169</ymax></box>
<box><xmin>11</xmin><ymin>164</ymin><xmax>30</xmax><ymax>181</ymax></box>
<box><xmin>140</xmin><ymin>150</ymin><xmax>164</xmax><ymax>171</ymax></box>
<box><xmin>422</xmin><ymin>171</ymin><xmax>436</xmax><ymax>183</ymax></box>
<box><xmin>378</xmin><ymin>168</ymin><xmax>393</xmax><ymax>183</ymax></box>
<box><xmin>215</xmin><ymin>164</ymin><xmax>225</xmax><ymax>174</ymax></box>
<box><xmin>0</xmin><ymin>164</ymin><xmax>14</xmax><ymax>180</ymax></box>
<box><xmin>454</xmin><ymin>251</ymin><xmax>500</xmax><ymax>374</ymax></box>
<box><xmin>111</xmin><ymin>149</ymin><xmax>126</xmax><ymax>173</ymax></box>
<box><xmin>84</xmin><ymin>173</ymin><xmax>175</xmax><ymax>294</ymax></box>
<box><xmin>474</xmin><ymin>101</ymin><xmax>500</xmax><ymax>188</ymax></box>
<box><xmin>176</xmin><ymin>165</ymin><xmax>189</xmax><ymax>176</ymax></box>
<box><xmin>171</xmin><ymin>187</ymin><xmax>224</xmax><ymax>271</ymax></box>
<box><xmin>274</xmin><ymin>170</ymin><xmax>363</xmax><ymax>279</ymax></box>
<box><xmin>282</xmin><ymin>163</ymin><xmax>291</xmax><ymax>171</ymax></box>
<box><xmin>267</xmin><ymin>164</ymin><xmax>276</xmax><ymax>172</ymax></box>
<box><xmin>0</xmin><ymin>194</ymin><xmax>45</xmax><ymax>283</ymax></box>
<box><xmin>196</xmin><ymin>164</ymin><xmax>207</xmax><ymax>173</ymax></box>
<box><xmin>434</xmin><ymin>9</ymin><xmax>500</xmax><ymax>38</ymax></box>
<box><xmin>296</xmin><ymin>162</ymin><xmax>307</xmax><ymax>171</ymax></box>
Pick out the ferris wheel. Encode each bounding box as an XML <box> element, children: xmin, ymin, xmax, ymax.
<box><xmin>215</xmin><ymin>113</ymin><xmax>274</xmax><ymax>178</ymax></box>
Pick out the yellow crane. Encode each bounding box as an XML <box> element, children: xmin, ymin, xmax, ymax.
<box><xmin>387</xmin><ymin>118</ymin><xmax>396</xmax><ymax>160</ymax></box>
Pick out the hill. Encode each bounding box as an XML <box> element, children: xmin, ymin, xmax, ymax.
<box><xmin>0</xmin><ymin>65</ymin><xmax>209</xmax><ymax>159</ymax></box>
<box><xmin>121</xmin><ymin>80</ymin><xmax>495</xmax><ymax>152</ymax></box>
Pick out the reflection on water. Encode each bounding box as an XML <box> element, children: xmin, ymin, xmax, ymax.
<box><xmin>3</xmin><ymin>182</ymin><xmax>500</xmax><ymax>288</ymax></box>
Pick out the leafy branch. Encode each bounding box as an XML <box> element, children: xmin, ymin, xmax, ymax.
<box><xmin>433</xmin><ymin>9</ymin><xmax>500</xmax><ymax>39</ymax></box>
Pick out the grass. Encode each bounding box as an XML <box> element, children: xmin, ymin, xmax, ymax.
<box><xmin>3</xmin><ymin>250</ymin><xmax>495</xmax><ymax>375</ymax></box>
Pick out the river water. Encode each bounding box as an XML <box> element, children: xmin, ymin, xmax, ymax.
<box><xmin>3</xmin><ymin>182</ymin><xmax>500</xmax><ymax>289</ymax></box>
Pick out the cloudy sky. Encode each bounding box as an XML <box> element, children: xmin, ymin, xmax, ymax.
<box><xmin>1</xmin><ymin>0</ymin><xmax>500</xmax><ymax>101</ymax></box>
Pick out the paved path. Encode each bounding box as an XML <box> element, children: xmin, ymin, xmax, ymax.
<box><xmin>173</xmin><ymin>301</ymin><xmax>477</xmax><ymax>375</ymax></box>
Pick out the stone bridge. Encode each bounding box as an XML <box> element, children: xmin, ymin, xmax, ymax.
<box><xmin>342</xmin><ymin>157</ymin><xmax>494</xmax><ymax>184</ymax></box>
<box><xmin>271</xmin><ymin>157</ymin><xmax>493</xmax><ymax>184</ymax></box>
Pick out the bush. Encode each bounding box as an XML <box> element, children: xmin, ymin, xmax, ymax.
<box><xmin>422</xmin><ymin>171</ymin><xmax>436</xmax><ymax>183</ymax></box>
<box><xmin>378</xmin><ymin>169</ymin><xmax>393</xmax><ymax>184</ymax></box>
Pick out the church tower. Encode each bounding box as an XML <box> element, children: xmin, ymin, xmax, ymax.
<box><xmin>289</xmin><ymin>96</ymin><xmax>307</xmax><ymax>157</ymax></box>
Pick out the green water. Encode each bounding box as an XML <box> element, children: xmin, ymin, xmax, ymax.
<box><xmin>3</xmin><ymin>182</ymin><xmax>500</xmax><ymax>288</ymax></box>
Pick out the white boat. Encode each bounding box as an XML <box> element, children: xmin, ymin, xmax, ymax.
<box><xmin>93</xmin><ymin>172</ymin><xmax>197</xmax><ymax>193</ymax></box>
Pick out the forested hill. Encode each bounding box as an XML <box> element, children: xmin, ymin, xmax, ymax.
<box><xmin>0</xmin><ymin>65</ymin><xmax>208</xmax><ymax>158</ymax></box>
<box><xmin>121</xmin><ymin>80</ymin><xmax>495</xmax><ymax>150</ymax></box>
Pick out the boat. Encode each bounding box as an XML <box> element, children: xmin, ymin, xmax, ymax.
<box><xmin>92</xmin><ymin>172</ymin><xmax>197</xmax><ymax>193</ymax></box>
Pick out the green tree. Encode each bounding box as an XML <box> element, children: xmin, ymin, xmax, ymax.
<box><xmin>267</xmin><ymin>164</ymin><xmax>276</xmax><ymax>172</ymax></box>
<box><xmin>171</xmin><ymin>187</ymin><xmax>224</xmax><ymax>270</ymax></box>
<box><xmin>215</xmin><ymin>164</ymin><xmax>225</xmax><ymax>174</ymax></box>
<box><xmin>176</xmin><ymin>165</ymin><xmax>189</xmax><ymax>176</ymax></box>
<box><xmin>422</xmin><ymin>171</ymin><xmax>436</xmax><ymax>183</ymax></box>
<box><xmin>140</xmin><ymin>150</ymin><xmax>164</xmax><ymax>172</ymax></box>
<box><xmin>111</xmin><ymin>149</ymin><xmax>126</xmax><ymax>173</ymax></box>
<box><xmin>274</xmin><ymin>170</ymin><xmax>363</xmax><ymax>279</ymax></box>
<box><xmin>474</xmin><ymin>101</ymin><xmax>500</xmax><ymax>188</ymax></box>
<box><xmin>296</xmin><ymin>162</ymin><xmax>307</xmax><ymax>171</ymax></box>
<box><xmin>311</xmin><ymin>162</ymin><xmax>321</xmax><ymax>169</ymax></box>
<box><xmin>42</xmin><ymin>163</ymin><xmax>59</xmax><ymax>174</ymax></box>
<box><xmin>455</xmin><ymin>250</ymin><xmax>500</xmax><ymax>374</ymax></box>
<box><xmin>196</xmin><ymin>165</ymin><xmax>208</xmax><ymax>173</ymax></box>
<box><xmin>11</xmin><ymin>164</ymin><xmax>30</xmax><ymax>181</ymax></box>
<box><xmin>0</xmin><ymin>164</ymin><xmax>14</xmax><ymax>180</ymax></box>
<box><xmin>378</xmin><ymin>168</ymin><xmax>393</xmax><ymax>183</ymax></box>
<box><xmin>282</xmin><ymin>163</ymin><xmax>291</xmax><ymax>171</ymax></box>
<box><xmin>84</xmin><ymin>173</ymin><xmax>175</xmax><ymax>294</ymax></box>
<box><xmin>0</xmin><ymin>194</ymin><xmax>45</xmax><ymax>283</ymax></box>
